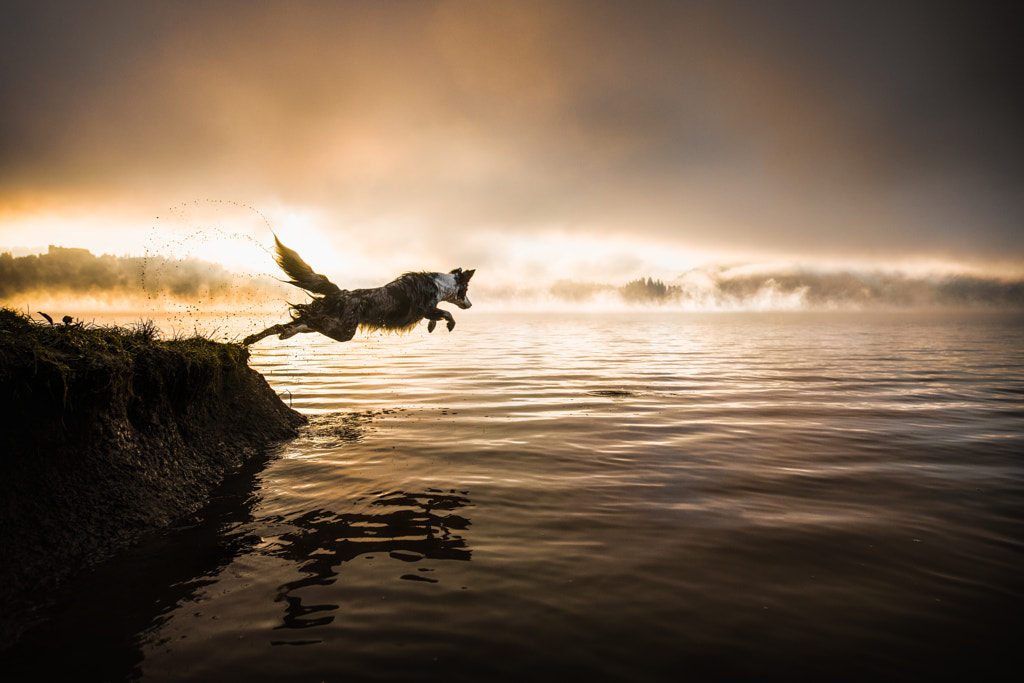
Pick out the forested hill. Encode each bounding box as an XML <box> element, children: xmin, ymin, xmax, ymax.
<box><xmin>0</xmin><ymin>245</ymin><xmax>241</xmax><ymax>300</ymax></box>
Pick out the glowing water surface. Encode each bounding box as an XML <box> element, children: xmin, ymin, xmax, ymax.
<box><xmin>7</xmin><ymin>311</ymin><xmax>1024</xmax><ymax>681</ymax></box>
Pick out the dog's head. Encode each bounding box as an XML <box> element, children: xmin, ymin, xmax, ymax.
<box><xmin>446</xmin><ymin>268</ymin><xmax>476</xmax><ymax>309</ymax></box>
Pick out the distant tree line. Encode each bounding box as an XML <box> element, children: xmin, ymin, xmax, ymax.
<box><xmin>0</xmin><ymin>246</ymin><xmax>239</xmax><ymax>299</ymax></box>
<box><xmin>619</xmin><ymin>277</ymin><xmax>681</xmax><ymax>303</ymax></box>
<box><xmin>545</xmin><ymin>277</ymin><xmax>683</xmax><ymax>304</ymax></box>
<box><xmin>546</xmin><ymin>271</ymin><xmax>1023</xmax><ymax>308</ymax></box>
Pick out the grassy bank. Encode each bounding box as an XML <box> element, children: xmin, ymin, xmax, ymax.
<box><xmin>0</xmin><ymin>308</ymin><xmax>305</xmax><ymax>647</ymax></box>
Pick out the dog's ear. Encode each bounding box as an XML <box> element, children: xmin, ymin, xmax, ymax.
<box><xmin>462</xmin><ymin>269</ymin><xmax>475</xmax><ymax>282</ymax></box>
<box><xmin>450</xmin><ymin>267</ymin><xmax>462</xmax><ymax>276</ymax></box>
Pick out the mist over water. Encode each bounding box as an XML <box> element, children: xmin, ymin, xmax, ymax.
<box><xmin>4</xmin><ymin>242</ymin><xmax>1022</xmax><ymax>319</ymax></box>
<box><xmin>6</xmin><ymin>310</ymin><xmax>1022</xmax><ymax>681</ymax></box>
<box><xmin>479</xmin><ymin>266</ymin><xmax>1024</xmax><ymax>311</ymax></box>
<box><xmin>3</xmin><ymin>205</ymin><xmax>1022</xmax><ymax>317</ymax></box>
<box><xmin>3</xmin><ymin>200</ymin><xmax>1023</xmax><ymax>318</ymax></box>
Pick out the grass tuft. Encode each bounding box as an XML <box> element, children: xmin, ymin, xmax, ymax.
<box><xmin>0</xmin><ymin>307</ymin><xmax>249</xmax><ymax>381</ymax></box>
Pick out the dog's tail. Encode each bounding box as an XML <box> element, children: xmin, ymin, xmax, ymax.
<box><xmin>274</xmin><ymin>235</ymin><xmax>342</xmax><ymax>296</ymax></box>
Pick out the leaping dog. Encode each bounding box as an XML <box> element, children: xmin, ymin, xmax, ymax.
<box><xmin>243</xmin><ymin>237</ymin><xmax>475</xmax><ymax>346</ymax></box>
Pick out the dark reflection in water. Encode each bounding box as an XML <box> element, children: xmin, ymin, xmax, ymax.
<box><xmin>267</xmin><ymin>489</ymin><xmax>471</xmax><ymax>639</ymax></box>
<box><xmin>0</xmin><ymin>448</ymin><xmax>276</xmax><ymax>681</ymax></box>
<box><xmin>1</xmin><ymin>446</ymin><xmax>473</xmax><ymax>681</ymax></box>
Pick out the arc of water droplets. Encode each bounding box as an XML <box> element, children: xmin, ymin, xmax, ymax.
<box><xmin>139</xmin><ymin>199</ymin><xmax>292</xmax><ymax>340</ymax></box>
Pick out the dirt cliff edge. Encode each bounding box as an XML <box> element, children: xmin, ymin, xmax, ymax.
<box><xmin>0</xmin><ymin>309</ymin><xmax>306</xmax><ymax>646</ymax></box>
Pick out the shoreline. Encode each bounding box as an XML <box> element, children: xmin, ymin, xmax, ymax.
<box><xmin>0</xmin><ymin>309</ymin><xmax>305</xmax><ymax>648</ymax></box>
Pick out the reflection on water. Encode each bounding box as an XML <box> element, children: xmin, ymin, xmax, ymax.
<box><xmin>1</xmin><ymin>433</ymin><xmax>474</xmax><ymax>680</ymax></box>
<box><xmin>0</xmin><ymin>446</ymin><xmax>276</xmax><ymax>681</ymax></box>
<box><xmin>3</xmin><ymin>312</ymin><xmax>1023</xmax><ymax>681</ymax></box>
<box><xmin>268</xmin><ymin>489</ymin><xmax>472</xmax><ymax>638</ymax></box>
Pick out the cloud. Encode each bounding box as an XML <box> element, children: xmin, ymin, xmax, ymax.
<box><xmin>1</xmin><ymin>1</ymin><xmax>1022</xmax><ymax>276</ymax></box>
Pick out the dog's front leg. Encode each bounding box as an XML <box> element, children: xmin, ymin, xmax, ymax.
<box><xmin>425</xmin><ymin>307</ymin><xmax>455</xmax><ymax>333</ymax></box>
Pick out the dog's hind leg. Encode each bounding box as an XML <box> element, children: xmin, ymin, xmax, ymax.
<box><xmin>243</xmin><ymin>321</ymin><xmax>307</xmax><ymax>345</ymax></box>
<box><xmin>278</xmin><ymin>323</ymin><xmax>313</xmax><ymax>339</ymax></box>
<box><xmin>314</xmin><ymin>302</ymin><xmax>361</xmax><ymax>342</ymax></box>
<box><xmin>243</xmin><ymin>324</ymin><xmax>285</xmax><ymax>346</ymax></box>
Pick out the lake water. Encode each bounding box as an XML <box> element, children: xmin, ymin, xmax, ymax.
<box><xmin>6</xmin><ymin>311</ymin><xmax>1024</xmax><ymax>681</ymax></box>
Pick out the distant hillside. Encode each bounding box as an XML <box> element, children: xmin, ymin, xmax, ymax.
<box><xmin>669</xmin><ymin>267</ymin><xmax>1024</xmax><ymax>310</ymax></box>
<box><xmin>525</xmin><ymin>269</ymin><xmax>1024</xmax><ymax>310</ymax></box>
<box><xmin>0</xmin><ymin>245</ymin><xmax>282</xmax><ymax>309</ymax></box>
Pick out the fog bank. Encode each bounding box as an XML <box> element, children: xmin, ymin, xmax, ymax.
<box><xmin>478</xmin><ymin>267</ymin><xmax>1024</xmax><ymax>311</ymax></box>
<box><xmin>4</xmin><ymin>246</ymin><xmax>1021</xmax><ymax>315</ymax></box>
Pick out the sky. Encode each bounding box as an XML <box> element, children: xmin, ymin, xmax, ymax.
<box><xmin>2</xmin><ymin>0</ymin><xmax>1023</xmax><ymax>299</ymax></box>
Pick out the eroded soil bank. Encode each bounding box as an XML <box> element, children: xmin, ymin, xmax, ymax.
<box><xmin>0</xmin><ymin>310</ymin><xmax>305</xmax><ymax>647</ymax></box>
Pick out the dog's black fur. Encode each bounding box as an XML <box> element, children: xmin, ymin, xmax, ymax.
<box><xmin>243</xmin><ymin>237</ymin><xmax>475</xmax><ymax>346</ymax></box>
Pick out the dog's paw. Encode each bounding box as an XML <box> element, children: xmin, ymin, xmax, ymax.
<box><xmin>427</xmin><ymin>320</ymin><xmax>437</xmax><ymax>333</ymax></box>
<box><xmin>447</xmin><ymin>319</ymin><xmax>455</xmax><ymax>332</ymax></box>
